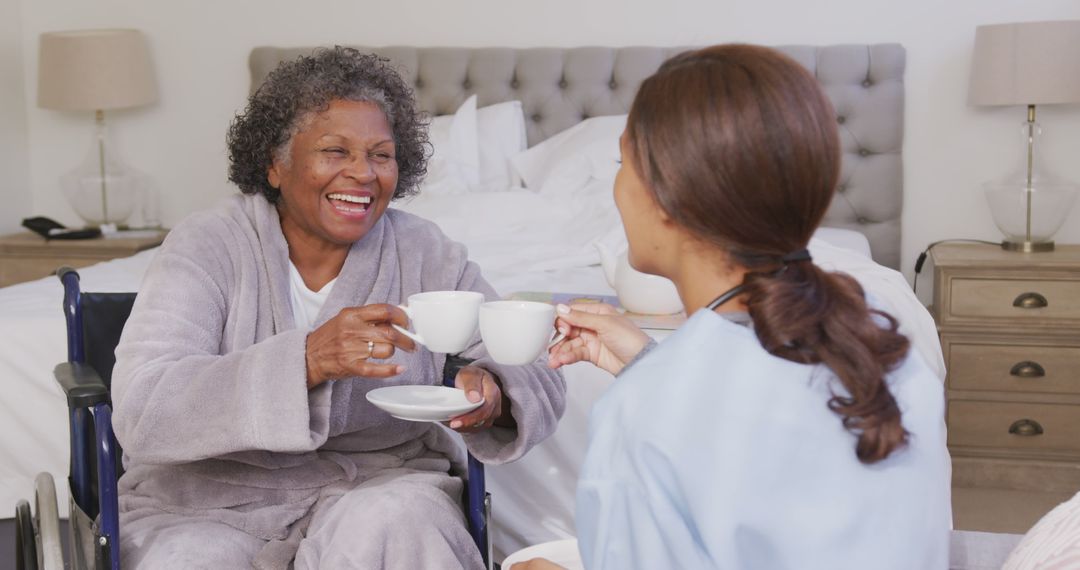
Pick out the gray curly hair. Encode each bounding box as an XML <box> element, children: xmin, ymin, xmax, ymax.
<box><xmin>227</xmin><ymin>46</ymin><xmax>428</xmax><ymax>203</ymax></box>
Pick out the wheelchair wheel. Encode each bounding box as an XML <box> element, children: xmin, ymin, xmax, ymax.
<box><xmin>15</xmin><ymin>499</ymin><xmax>39</xmax><ymax>570</ymax></box>
<box><xmin>34</xmin><ymin>473</ymin><xmax>64</xmax><ymax>570</ymax></box>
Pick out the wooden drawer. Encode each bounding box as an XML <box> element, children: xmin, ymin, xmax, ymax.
<box><xmin>947</xmin><ymin>277</ymin><xmax>1080</xmax><ymax>323</ymax></box>
<box><xmin>949</xmin><ymin>400</ymin><xmax>1080</xmax><ymax>455</ymax></box>
<box><xmin>947</xmin><ymin>341</ymin><xmax>1080</xmax><ymax>395</ymax></box>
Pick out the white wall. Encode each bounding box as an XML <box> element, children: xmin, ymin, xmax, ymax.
<box><xmin>17</xmin><ymin>0</ymin><xmax>1080</xmax><ymax>280</ymax></box>
<box><xmin>0</xmin><ymin>0</ymin><xmax>31</xmax><ymax>235</ymax></box>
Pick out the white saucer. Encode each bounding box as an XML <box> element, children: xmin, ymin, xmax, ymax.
<box><xmin>365</xmin><ymin>385</ymin><xmax>483</xmax><ymax>422</ymax></box>
<box><xmin>501</xmin><ymin>539</ymin><xmax>582</xmax><ymax>570</ymax></box>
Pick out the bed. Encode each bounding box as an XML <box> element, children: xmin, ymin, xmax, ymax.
<box><xmin>2</xmin><ymin>43</ymin><xmax>961</xmax><ymax>564</ymax></box>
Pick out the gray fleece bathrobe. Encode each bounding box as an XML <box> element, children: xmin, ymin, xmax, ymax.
<box><xmin>110</xmin><ymin>194</ymin><xmax>566</xmax><ymax>569</ymax></box>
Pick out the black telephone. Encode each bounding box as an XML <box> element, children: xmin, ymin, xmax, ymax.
<box><xmin>22</xmin><ymin>217</ymin><xmax>102</xmax><ymax>240</ymax></box>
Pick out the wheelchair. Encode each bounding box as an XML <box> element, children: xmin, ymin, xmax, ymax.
<box><xmin>15</xmin><ymin>267</ymin><xmax>493</xmax><ymax>569</ymax></box>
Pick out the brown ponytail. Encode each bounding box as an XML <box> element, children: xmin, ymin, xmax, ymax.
<box><xmin>626</xmin><ymin>44</ymin><xmax>911</xmax><ymax>463</ymax></box>
<box><xmin>742</xmin><ymin>262</ymin><xmax>910</xmax><ymax>463</ymax></box>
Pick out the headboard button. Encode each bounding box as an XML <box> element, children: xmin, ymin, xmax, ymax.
<box><xmin>859</xmin><ymin>148</ymin><xmax>871</xmax><ymax>157</ymax></box>
<box><xmin>463</xmin><ymin>80</ymin><xmax>472</xmax><ymax>89</ymax></box>
<box><xmin>857</xmin><ymin>216</ymin><xmax>870</xmax><ymax>224</ymax></box>
<box><xmin>415</xmin><ymin>79</ymin><xmax>425</xmax><ymax>88</ymax></box>
<box><xmin>862</xmin><ymin>80</ymin><xmax>873</xmax><ymax>88</ymax></box>
<box><xmin>559</xmin><ymin>79</ymin><xmax>568</xmax><ymax>88</ymax></box>
<box><xmin>837</xmin><ymin>116</ymin><xmax>846</xmax><ymax>124</ymax></box>
<box><xmin>609</xmin><ymin>80</ymin><xmax>618</xmax><ymax>89</ymax></box>
<box><xmin>837</xmin><ymin>184</ymin><xmax>847</xmax><ymax>193</ymax></box>
<box><xmin>510</xmin><ymin>79</ymin><xmax>520</xmax><ymax>89</ymax></box>
<box><xmin>531</xmin><ymin>113</ymin><xmax>542</xmax><ymax>122</ymax></box>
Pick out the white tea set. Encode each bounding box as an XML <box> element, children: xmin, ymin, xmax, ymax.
<box><xmin>367</xmin><ymin>249</ymin><xmax>684</xmax><ymax>423</ymax></box>
<box><xmin>366</xmin><ymin>291</ymin><xmax>564</xmax><ymax>422</ymax></box>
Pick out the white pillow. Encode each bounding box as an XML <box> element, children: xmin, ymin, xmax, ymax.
<box><xmin>476</xmin><ymin>100</ymin><xmax>528</xmax><ymax>191</ymax></box>
<box><xmin>422</xmin><ymin>95</ymin><xmax>480</xmax><ymax>195</ymax></box>
<box><xmin>512</xmin><ymin>114</ymin><xmax>627</xmax><ymax>194</ymax></box>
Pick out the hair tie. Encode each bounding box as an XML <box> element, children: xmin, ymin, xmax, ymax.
<box><xmin>780</xmin><ymin>248</ymin><xmax>812</xmax><ymax>264</ymax></box>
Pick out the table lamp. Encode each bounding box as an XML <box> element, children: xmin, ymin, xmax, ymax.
<box><xmin>969</xmin><ymin>20</ymin><xmax>1080</xmax><ymax>252</ymax></box>
<box><xmin>37</xmin><ymin>29</ymin><xmax>158</xmax><ymax>229</ymax></box>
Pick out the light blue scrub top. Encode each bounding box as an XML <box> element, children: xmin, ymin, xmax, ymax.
<box><xmin>576</xmin><ymin>310</ymin><xmax>951</xmax><ymax>570</ymax></box>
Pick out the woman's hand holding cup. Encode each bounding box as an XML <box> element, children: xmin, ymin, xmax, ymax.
<box><xmin>305</xmin><ymin>304</ymin><xmax>416</xmax><ymax>388</ymax></box>
<box><xmin>547</xmin><ymin>303</ymin><xmax>651</xmax><ymax>376</ymax></box>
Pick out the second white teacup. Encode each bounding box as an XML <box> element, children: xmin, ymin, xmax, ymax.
<box><xmin>392</xmin><ymin>291</ymin><xmax>484</xmax><ymax>354</ymax></box>
<box><xmin>479</xmin><ymin>301</ymin><xmax>565</xmax><ymax>366</ymax></box>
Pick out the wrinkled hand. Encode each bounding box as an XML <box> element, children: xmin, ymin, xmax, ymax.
<box><xmin>510</xmin><ymin>558</ymin><xmax>567</xmax><ymax>570</ymax></box>
<box><xmin>304</xmin><ymin>304</ymin><xmax>416</xmax><ymax>388</ymax></box>
<box><xmin>547</xmin><ymin>303</ymin><xmax>651</xmax><ymax>376</ymax></box>
<box><xmin>447</xmin><ymin>365</ymin><xmax>514</xmax><ymax>433</ymax></box>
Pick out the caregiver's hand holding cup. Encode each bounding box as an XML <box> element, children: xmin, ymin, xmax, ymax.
<box><xmin>479</xmin><ymin>301</ymin><xmax>566</xmax><ymax>366</ymax></box>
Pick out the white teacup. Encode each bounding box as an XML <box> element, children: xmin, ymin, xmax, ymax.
<box><xmin>479</xmin><ymin>301</ymin><xmax>566</xmax><ymax>366</ymax></box>
<box><xmin>392</xmin><ymin>291</ymin><xmax>484</xmax><ymax>354</ymax></box>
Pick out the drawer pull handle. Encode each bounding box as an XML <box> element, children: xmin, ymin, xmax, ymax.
<box><xmin>1008</xmin><ymin>419</ymin><xmax>1044</xmax><ymax>437</ymax></box>
<box><xmin>1010</xmin><ymin>361</ymin><xmax>1046</xmax><ymax>378</ymax></box>
<box><xmin>1013</xmin><ymin>292</ymin><xmax>1048</xmax><ymax>309</ymax></box>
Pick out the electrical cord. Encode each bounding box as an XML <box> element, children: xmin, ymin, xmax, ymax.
<box><xmin>913</xmin><ymin>239</ymin><xmax>1001</xmax><ymax>293</ymax></box>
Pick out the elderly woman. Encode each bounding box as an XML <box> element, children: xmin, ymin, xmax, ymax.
<box><xmin>110</xmin><ymin>46</ymin><xmax>565</xmax><ymax>569</ymax></box>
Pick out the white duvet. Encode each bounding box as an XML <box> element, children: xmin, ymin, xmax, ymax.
<box><xmin>0</xmin><ymin>184</ymin><xmax>942</xmax><ymax>563</ymax></box>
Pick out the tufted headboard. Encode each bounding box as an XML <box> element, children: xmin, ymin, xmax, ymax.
<box><xmin>249</xmin><ymin>45</ymin><xmax>905</xmax><ymax>268</ymax></box>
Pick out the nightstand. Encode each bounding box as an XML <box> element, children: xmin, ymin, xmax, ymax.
<box><xmin>0</xmin><ymin>230</ymin><xmax>165</xmax><ymax>287</ymax></box>
<box><xmin>931</xmin><ymin>243</ymin><xmax>1080</xmax><ymax>533</ymax></box>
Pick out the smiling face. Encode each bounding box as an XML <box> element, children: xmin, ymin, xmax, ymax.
<box><xmin>268</xmin><ymin>99</ymin><xmax>398</xmax><ymax>251</ymax></box>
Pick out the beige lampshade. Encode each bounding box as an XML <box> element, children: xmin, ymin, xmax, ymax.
<box><xmin>969</xmin><ymin>20</ymin><xmax>1080</xmax><ymax>107</ymax></box>
<box><xmin>37</xmin><ymin>29</ymin><xmax>158</xmax><ymax>111</ymax></box>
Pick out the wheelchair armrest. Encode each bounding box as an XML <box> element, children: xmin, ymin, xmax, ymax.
<box><xmin>54</xmin><ymin>362</ymin><xmax>110</xmax><ymax>409</ymax></box>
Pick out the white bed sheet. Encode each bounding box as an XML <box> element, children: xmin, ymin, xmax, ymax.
<box><xmin>0</xmin><ymin>189</ymin><xmax>941</xmax><ymax>567</ymax></box>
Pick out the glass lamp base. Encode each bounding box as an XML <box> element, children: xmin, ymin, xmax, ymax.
<box><xmin>1001</xmin><ymin>240</ymin><xmax>1055</xmax><ymax>253</ymax></box>
<box><xmin>61</xmin><ymin>173</ymin><xmax>138</xmax><ymax>228</ymax></box>
<box><xmin>61</xmin><ymin>114</ymin><xmax>151</xmax><ymax>229</ymax></box>
<box><xmin>983</xmin><ymin>116</ymin><xmax>1077</xmax><ymax>253</ymax></box>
